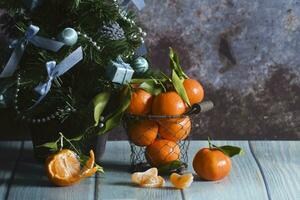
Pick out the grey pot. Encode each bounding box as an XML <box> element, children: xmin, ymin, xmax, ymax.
<box><xmin>30</xmin><ymin>119</ymin><xmax>108</xmax><ymax>163</ymax></box>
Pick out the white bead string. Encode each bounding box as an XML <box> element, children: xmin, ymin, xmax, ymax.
<box><xmin>14</xmin><ymin>73</ymin><xmax>76</xmax><ymax>124</ymax></box>
<box><xmin>77</xmin><ymin>31</ymin><xmax>102</xmax><ymax>51</ymax></box>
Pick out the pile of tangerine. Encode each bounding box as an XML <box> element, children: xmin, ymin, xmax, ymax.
<box><xmin>127</xmin><ymin>79</ymin><xmax>204</xmax><ymax>168</ymax></box>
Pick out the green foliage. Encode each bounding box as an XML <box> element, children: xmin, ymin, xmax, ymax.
<box><xmin>0</xmin><ymin>0</ymin><xmax>143</xmax><ymax>138</ymax></box>
<box><xmin>97</xmin><ymin>85</ymin><xmax>131</xmax><ymax>134</ymax></box>
<box><xmin>169</xmin><ymin>47</ymin><xmax>189</xmax><ymax>79</ymax></box>
<box><xmin>158</xmin><ymin>160</ymin><xmax>186</xmax><ymax>174</ymax></box>
<box><xmin>213</xmin><ymin>145</ymin><xmax>244</xmax><ymax>157</ymax></box>
<box><xmin>38</xmin><ymin>132</ymin><xmax>103</xmax><ymax>173</ymax></box>
<box><xmin>171</xmin><ymin>70</ymin><xmax>190</xmax><ymax>106</ymax></box>
<box><xmin>208</xmin><ymin>138</ymin><xmax>244</xmax><ymax>158</ymax></box>
<box><xmin>137</xmin><ymin>78</ymin><xmax>166</xmax><ymax>96</ymax></box>
<box><xmin>93</xmin><ymin>91</ymin><xmax>110</xmax><ymax>126</ymax></box>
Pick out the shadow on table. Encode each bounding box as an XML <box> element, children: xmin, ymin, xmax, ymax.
<box><xmin>8</xmin><ymin>178</ymin><xmax>52</xmax><ymax>187</ymax></box>
<box><xmin>101</xmin><ymin>160</ymin><xmax>131</xmax><ymax>172</ymax></box>
<box><xmin>110</xmin><ymin>182</ymin><xmax>179</xmax><ymax>190</ymax></box>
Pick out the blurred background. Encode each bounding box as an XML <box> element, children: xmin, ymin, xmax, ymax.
<box><xmin>1</xmin><ymin>0</ymin><xmax>300</xmax><ymax>140</ymax></box>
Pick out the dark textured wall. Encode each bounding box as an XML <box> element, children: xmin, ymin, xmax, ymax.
<box><xmin>1</xmin><ymin>0</ymin><xmax>300</xmax><ymax>140</ymax></box>
<box><xmin>110</xmin><ymin>0</ymin><xmax>300</xmax><ymax>140</ymax></box>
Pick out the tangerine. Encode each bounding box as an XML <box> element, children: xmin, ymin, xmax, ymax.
<box><xmin>193</xmin><ymin>148</ymin><xmax>231</xmax><ymax>181</ymax></box>
<box><xmin>145</xmin><ymin>139</ymin><xmax>180</xmax><ymax>167</ymax></box>
<box><xmin>159</xmin><ymin>117</ymin><xmax>191</xmax><ymax>142</ymax></box>
<box><xmin>128</xmin><ymin>89</ymin><xmax>153</xmax><ymax>115</ymax></box>
<box><xmin>128</xmin><ymin>120</ymin><xmax>158</xmax><ymax>146</ymax></box>
<box><xmin>170</xmin><ymin>173</ymin><xmax>194</xmax><ymax>189</ymax></box>
<box><xmin>183</xmin><ymin>79</ymin><xmax>204</xmax><ymax>105</ymax></box>
<box><xmin>152</xmin><ymin>91</ymin><xmax>186</xmax><ymax>116</ymax></box>
<box><xmin>46</xmin><ymin>149</ymin><xmax>98</xmax><ymax>186</ymax></box>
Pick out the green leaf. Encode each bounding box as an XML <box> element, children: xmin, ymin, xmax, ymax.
<box><xmin>130</xmin><ymin>78</ymin><xmax>153</xmax><ymax>84</ymax></box>
<box><xmin>97</xmin><ymin>87</ymin><xmax>131</xmax><ymax>134</ymax></box>
<box><xmin>169</xmin><ymin>48</ymin><xmax>189</xmax><ymax>79</ymax></box>
<box><xmin>79</xmin><ymin>154</ymin><xmax>104</xmax><ymax>173</ymax></box>
<box><xmin>158</xmin><ymin>160</ymin><xmax>186</xmax><ymax>174</ymax></box>
<box><xmin>213</xmin><ymin>145</ymin><xmax>244</xmax><ymax>157</ymax></box>
<box><xmin>69</xmin><ymin>135</ymin><xmax>84</xmax><ymax>142</ymax></box>
<box><xmin>93</xmin><ymin>92</ymin><xmax>111</xmax><ymax>126</ymax></box>
<box><xmin>172</xmin><ymin>70</ymin><xmax>191</xmax><ymax>106</ymax></box>
<box><xmin>36</xmin><ymin>142</ymin><xmax>58</xmax><ymax>152</ymax></box>
<box><xmin>139</xmin><ymin>80</ymin><xmax>163</xmax><ymax>96</ymax></box>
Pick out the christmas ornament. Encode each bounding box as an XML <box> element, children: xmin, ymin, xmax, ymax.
<box><xmin>30</xmin><ymin>47</ymin><xmax>83</xmax><ymax>109</ymax></box>
<box><xmin>0</xmin><ymin>25</ymin><xmax>64</xmax><ymax>78</ymax></box>
<box><xmin>132</xmin><ymin>57</ymin><xmax>148</xmax><ymax>74</ymax></box>
<box><xmin>58</xmin><ymin>28</ymin><xmax>78</xmax><ymax>46</ymax></box>
<box><xmin>106</xmin><ymin>56</ymin><xmax>134</xmax><ymax>84</ymax></box>
<box><xmin>24</xmin><ymin>0</ymin><xmax>43</xmax><ymax>10</ymax></box>
<box><xmin>100</xmin><ymin>22</ymin><xmax>125</xmax><ymax>40</ymax></box>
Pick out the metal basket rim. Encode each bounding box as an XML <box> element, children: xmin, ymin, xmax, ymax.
<box><xmin>124</xmin><ymin>100</ymin><xmax>214</xmax><ymax>120</ymax></box>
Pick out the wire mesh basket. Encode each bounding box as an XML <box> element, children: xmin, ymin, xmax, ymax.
<box><xmin>123</xmin><ymin>101</ymin><xmax>214</xmax><ymax>174</ymax></box>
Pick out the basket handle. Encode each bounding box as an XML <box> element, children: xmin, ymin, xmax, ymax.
<box><xmin>185</xmin><ymin>101</ymin><xmax>214</xmax><ymax>115</ymax></box>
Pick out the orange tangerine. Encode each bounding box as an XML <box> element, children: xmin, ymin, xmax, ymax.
<box><xmin>46</xmin><ymin>149</ymin><xmax>98</xmax><ymax>187</ymax></box>
<box><xmin>159</xmin><ymin>117</ymin><xmax>191</xmax><ymax>142</ymax></box>
<box><xmin>152</xmin><ymin>91</ymin><xmax>186</xmax><ymax>116</ymax></box>
<box><xmin>145</xmin><ymin>139</ymin><xmax>180</xmax><ymax>167</ymax></box>
<box><xmin>128</xmin><ymin>89</ymin><xmax>153</xmax><ymax>115</ymax></box>
<box><xmin>183</xmin><ymin>79</ymin><xmax>204</xmax><ymax>105</ymax></box>
<box><xmin>193</xmin><ymin>148</ymin><xmax>232</xmax><ymax>181</ymax></box>
<box><xmin>128</xmin><ymin>120</ymin><xmax>158</xmax><ymax>147</ymax></box>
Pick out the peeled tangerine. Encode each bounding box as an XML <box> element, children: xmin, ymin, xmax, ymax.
<box><xmin>131</xmin><ymin>168</ymin><xmax>165</xmax><ymax>188</ymax></box>
<box><xmin>170</xmin><ymin>173</ymin><xmax>194</xmax><ymax>189</ymax></box>
<box><xmin>46</xmin><ymin>149</ymin><xmax>98</xmax><ymax>187</ymax></box>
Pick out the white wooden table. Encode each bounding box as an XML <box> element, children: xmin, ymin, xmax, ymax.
<box><xmin>0</xmin><ymin>141</ymin><xmax>299</xmax><ymax>200</ymax></box>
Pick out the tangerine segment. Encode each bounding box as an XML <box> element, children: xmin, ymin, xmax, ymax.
<box><xmin>183</xmin><ymin>79</ymin><xmax>204</xmax><ymax>105</ymax></box>
<box><xmin>152</xmin><ymin>91</ymin><xmax>186</xmax><ymax>116</ymax></box>
<box><xmin>46</xmin><ymin>149</ymin><xmax>97</xmax><ymax>187</ymax></box>
<box><xmin>141</xmin><ymin>175</ymin><xmax>165</xmax><ymax>188</ymax></box>
<box><xmin>170</xmin><ymin>173</ymin><xmax>194</xmax><ymax>189</ymax></box>
<box><xmin>159</xmin><ymin>117</ymin><xmax>191</xmax><ymax>142</ymax></box>
<box><xmin>128</xmin><ymin>89</ymin><xmax>153</xmax><ymax>115</ymax></box>
<box><xmin>131</xmin><ymin>168</ymin><xmax>158</xmax><ymax>185</ymax></box>
<box><xmin>128</xmin><ymin>120</ymin><xmax>158</xmax><ymax>147</ymax></box>
<box><xmin>145</xmin><ymin>139</ymin><xmax>180</xmax><ymax>167</ymax></box>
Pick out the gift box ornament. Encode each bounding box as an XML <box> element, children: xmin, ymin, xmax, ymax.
<box><xmin>107</xmin><ymin>56</ymin><xmax>134</xmax><ymax>84</ymax></box>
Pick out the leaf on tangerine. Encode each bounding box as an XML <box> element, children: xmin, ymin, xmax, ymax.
<box><xmin>213</xmin><ymin>145</ymin><xmax>244</xmax><ymax>157</ymax></box>
<box><xmin>172</xmin><ymin>70</ymin><xmax>191</xmax><ymax>106</ymax></box>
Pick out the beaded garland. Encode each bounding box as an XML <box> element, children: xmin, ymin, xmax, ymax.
<box><xmin>13</xmin><ymin>73</ymin><xmax>76</xmax><ymax>124</ymax></box>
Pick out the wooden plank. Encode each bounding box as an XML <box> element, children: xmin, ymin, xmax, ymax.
<box><xmin>183</xmin><ymin>141</ymin><xmax>269</xmax><ymax>200</ymax></box>
<box><xmin>96</xmin><ymin>141</ymin><xmax>183</xmax><ymax>200</ymax></box>
<box><xmin>0</xmin><ymin>141</ymin><xmax>22</xmax><ymax>200</ymax></box>
<box><xmin>7</xmin><ymin>141</ymin><xmax>96</xmax><ymax>200</ymax></box>
<box><xmin>249</xmin><ymin>141</ymin><xmax>300</xmax><ymax>200</ymax></box>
